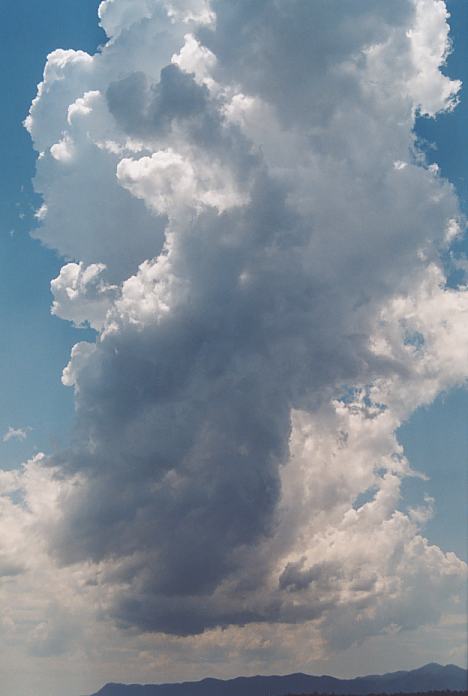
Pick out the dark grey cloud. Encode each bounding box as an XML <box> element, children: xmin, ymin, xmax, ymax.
<box><xmin>26</xmin><ymin>0</ymin><xmax>465</xmax><ymax>644</ymax></box>
<box><xmin>107</xmin><ymin>64</ymin><xmax>213</xmax><ymax>139</ymax></box>
<box><xmin>199</xmin><ymin>0</ymin><xmax>414</xmax><ymax>126</ymax></box>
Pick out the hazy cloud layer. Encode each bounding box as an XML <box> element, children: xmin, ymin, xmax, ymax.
<box><xmin>2</xmin><ymin>0</ymin><xmax>467</xmax><ymax>689</ymax></box>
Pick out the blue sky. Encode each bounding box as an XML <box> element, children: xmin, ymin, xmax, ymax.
<box><xmin>1</xmin><ymin>0</ymin><xmax>465</xmax><ymax>554</ymax></box>
<box><xmin>0</xmin><ymin>0</ymin><xmax>103</xmax><ymax>467</ymax></box>
<box><xmin>0</xmin><ymin>2</ymin><xmax>466</xmax><ymax>694</ymax></box>
<box><xmin>398</xmin><ymin>0</ymin><xmax>468</xmax><ymax>561</ymax></box>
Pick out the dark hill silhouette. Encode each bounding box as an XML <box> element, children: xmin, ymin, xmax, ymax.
<box><xmin>86</xmin><ymin>663</ymin><xmax>467</xmax><ymax>696</ymax></box>
<box><xmin>283</xmin><ymin>691</ymin><xmax>467</xmax><ymax>696</ymax></box>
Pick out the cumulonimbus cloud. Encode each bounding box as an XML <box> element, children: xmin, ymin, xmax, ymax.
<box><xmin>8</xmin><ymin>0</ymin><xmax>467</xmax><ymax>647</ymax></box>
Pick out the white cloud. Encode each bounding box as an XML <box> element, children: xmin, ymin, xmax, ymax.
<box><xmin>171</xmin><ymin>33</ymin><xmax>217</xmax><ymax>85</ymax></box>
<box><xmin>51</xmin><ymin>262</ymin><xmax>117</xmax><ymax>330</ymax></box>
<box><xmin>117</xmin><ymin>148</ymin><xmax>248</xmax><ymax>217</ymax></box>
<box><xmin>406</xmin><ymin>0</ymin><xmax>461</xmax><ymax>115</ymax></box>
<box><xmin>98</xmin><ymin>0</ymin><xmax>157</xmax><ymax>39</ymax></box>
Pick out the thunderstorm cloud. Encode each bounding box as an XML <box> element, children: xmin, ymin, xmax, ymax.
<box><xmin>1</xmin><ymin>1</ymin><xmax>467</xmax><ymax>691</ymax></box>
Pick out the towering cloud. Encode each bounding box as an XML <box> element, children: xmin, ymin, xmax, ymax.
<box><xmin>4</xmin><ymin>0</ymin><xmax>466</xmax><ymax>673</ymax></box>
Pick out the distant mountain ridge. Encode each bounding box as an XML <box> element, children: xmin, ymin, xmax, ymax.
<box><xmin>87</xmin><ymin>663</ymin><xmax>467</xmax><ymax>696</ymax></box>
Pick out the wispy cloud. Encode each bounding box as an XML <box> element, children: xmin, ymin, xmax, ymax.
<box><xmin>2</xmin><ymin>426</ymin><xmax>31</xmax><ymax>443</ymax></box>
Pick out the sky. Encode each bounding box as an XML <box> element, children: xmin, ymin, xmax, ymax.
<box><xmin>0</xmin><ymin>2</ymin><xmax>466</xmax><ymax>696</ymax></box>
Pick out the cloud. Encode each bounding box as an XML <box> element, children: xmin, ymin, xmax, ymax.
<box><xmin>7</xmin><ymin>0</ymin><xmax>467</xmax><ymax>674</ymax></box>
<box><xmin>2</xmin><ymin>426</ymin><xmax>31</xmax><ymax>443</ymax></box>
<box><xmin>51</xmin><ymin>262</ymin><xmax>117</xmax><ymax>330</ymax></box>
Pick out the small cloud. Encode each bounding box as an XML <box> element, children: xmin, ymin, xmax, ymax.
<box><xmin>35</xmin><ymin>203</ymin><xmax>48</xmax><ymax>221</ymax></box>
<box><xmin>2</xmin><ymin>426</ymin><xmax>31</xmax><ymax>443</ymax></box>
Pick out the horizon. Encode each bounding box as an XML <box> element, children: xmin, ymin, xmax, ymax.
<box><xmin>98</xmin><ymin>662</ymin><xmax>466</xmax><ymax>684</ymax></box>
<box><xmin>84</xmin><ymin>663</ymin><xmax>468</xmax><ymax>696</ymax></box>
